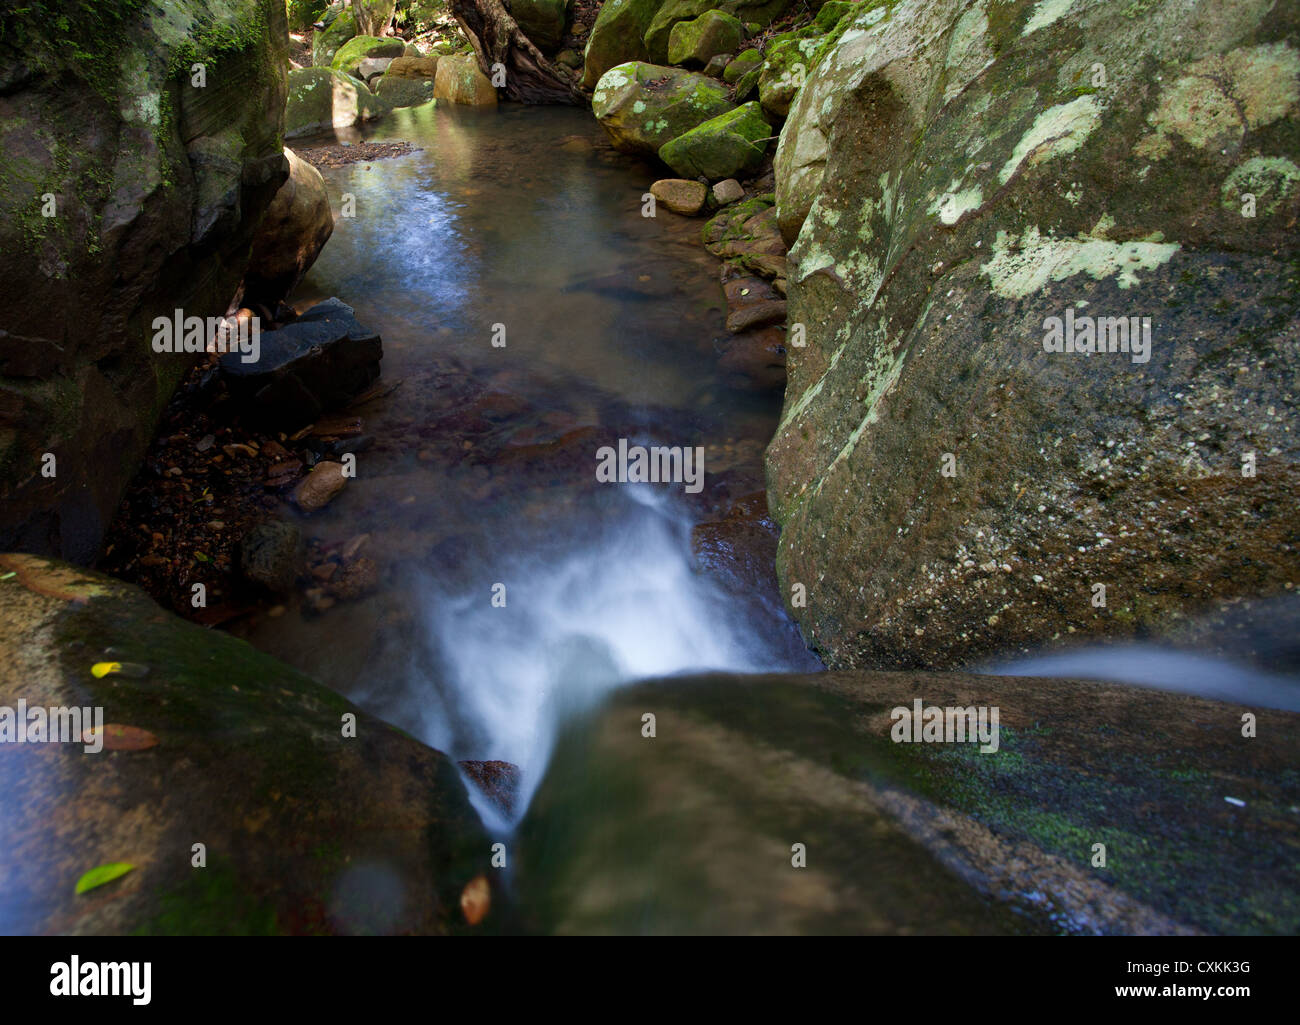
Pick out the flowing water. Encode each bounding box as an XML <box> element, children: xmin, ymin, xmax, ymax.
<box><xmin>233</xmin><ymin>103</ymin><xmax>819</xmax><ymax>830</ymax></box>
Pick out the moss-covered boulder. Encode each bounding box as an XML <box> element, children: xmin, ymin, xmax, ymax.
<box><xmin>592</xmin><ymin>61</ymin><xmax>733</xmax><ymax>157</ymax></box>
<box><xmin>240</xmin><ymin>148</ymin><xmax>335</xmax><ymax>310</ymax></box>
<box><xmin>510</xmin><ymin>0</ymin><xmax>572</xmax><ymax>54</ymax></box>
<box><xmin>286</xmin><ymin>67</ymin><xmax>392</xmax><ymax>138</ymax></box>
<box><xmin>517</xmin><ymin>668</ymin><xmax>1300</xmax><ymax>934</ymax></box>
<box><xmin>722</xmin><ymin>47</ymin><xmax>761</xmax><ymax>83</ymax></box>
<box><xmin>666</xmin><ymin>9</ymin><xmax>745</xmax><ymax>68</ymax></box>
<box><xmin>330</xmin><ymin>34</ymin><xmax>408</xmax><ymax>76</ymax></box>
<box><xmin>757</xmin><ymin>29</ymin><xmax>824</xmax><ymax>118</ymax></box>
<box><xmin>375</xmin><ymin>72</ymin><xmax>439</xmax><ymax>107</ymax></box>
<box><xmin>312</xmin><ymin>6</ymin><xmax>357</xmax><ymax>65</ymax></box>
<box><xmin>658</xmin><ymin>101</ymin><xmax>770</xmax><ymax>179</ymax></box>
<box><xmin>0</xmin><ymin>555</ymin><xmax>496</xmax><ymax>935</ymax></box>
<box><xmin>581</xmin><ymin>0</ymin><xmax>668</xmax><ymax>89</ymax></box>
<box><xmin>432</xmin><ymin>54</ymin><xmax>498</xmax><ymax>106</ymax></box>
<box><xmin>642</xmin><ymin>0</ymin><xmax>790</xmax><ymax>63</ymax></box>
<box><xmin>0</xmin><ymin>0</ymin><xmax>289</xmax><ymax>563</ymax></box>
<box><xmin>767</xmin><ymin>0</ymin><xmax>1300</xmax><ymax>671</ymax></box>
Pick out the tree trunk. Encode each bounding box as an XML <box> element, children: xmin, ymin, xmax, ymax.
<box><xmin>450</xmin><ymin>0</ymin><xmax>588</xmax><ymax>105</ymax></box>
<box><xmin>350</xmin><ymin>0</ymin><xmax>396</xmax><ymax>37</ymax></box>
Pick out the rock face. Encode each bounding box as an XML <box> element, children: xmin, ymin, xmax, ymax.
<box><xmin>0</xmin><ymin>0</ymin><xmax>289</xmax><ymax>562</ymax></box>
<box><xmin>241</xmin><ymin>148</ymin><xmax>335</xmax><ymax>311</ymax></box>
<box><xmin>286</xmin><ymin>67</ymin><xmax>392</xmax><ymax>138</ymax></box>
<box><xmin>667</xmin><ymin>9</ymin><xmax>745</xmax><ymax>68</ymax></box>
<box><xmin>510</xmin><ymin>0</ymin><xmax>572</xmax><ymax>54</ymax></box>
<box><xmin>219</xmin><ymin>298</ymin><xmax>383</xmax><ymax>429</ymax></box>
<box><xmin>643</xmin><ymin>0</ymin><xmax>790</xmax><ymax>63</ymax></box>
<box><xmin>0</xmin><ymin>555</ymin><xmax>495</xmax><ymax>934</ymax></box>
<box><xmin>517</xmin><ymin>668</ymin><xmax>1300</xmax><ymax>934</ymax></box>
<box><xmin>433</xmin><ymin>55</ymin><xmax>499</xmax><ymax>106</ymax></box>
<box><xmin>767</xmin><ymin>0</ymin><xmax>1300</xmax><ymax>670</ymax></box>
<box><xmin>581</xmin><ymin>0</ymin><xmax>666</xmax><ymax>89</ymax></box>
<box><xmin>375</xmin><ymin>55</ymin><xmax>440</xmax><ymax>107</ymax></box>
<box><xmin>592</xmin><ymin>62</ymin><xmax>733</xmax><ymax>156</ymax></box>
<box><xmin>312</xmin><ymin>7</ymin><xmax>357</xmax><ymax>66</ymax></box>
<box><xmin>658</xmin><ymin>101</ymin><xmax>770</xmax><ymax>180</ymax></box>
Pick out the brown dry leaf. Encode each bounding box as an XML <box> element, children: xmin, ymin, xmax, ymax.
<box><xmin>83</xmin><ymin>724</ymin><xmax>159</xmax><ymax>752</ymax></box>
<box><xmin>460</xmin><ymin>874</ymin><xmax>490</xmax><ymax>926</ymax></box>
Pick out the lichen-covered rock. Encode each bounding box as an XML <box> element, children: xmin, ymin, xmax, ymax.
<box><xmin>312</xmin><ymin>6</ymin><xmax>357</xmax><ymax>65</ymax></box>
<box><xmin>767</xmin><ymin>0</ymin><xmax>1300</xmax><ymax>670</ymax></box>
<box><xmin>330</xmin><ymin>33</ymin><xmax>407</xmax><ymax>76</ymax></box>
<box><xmin>582</xmin><ymin>0</ymin><xmax>668</xmax><ymax>89</ymax></box>
<box><xmin>592</xmin><ymin>61</ymin><xmax>733</xmax><ymax>156</ymax></box>
<box><xmin>517</xmin><ymin>668</ymin><xmax>1300</xmax><ymax>934</ymax></box>
<box><xmin>433</xmin><ymin>54</ymin><xmax>499</xmax><ymax>106</ymax></box>
<box><xmin>0</xmin><ymin>0</ymin><xmax>289</xmax><ymax>562</ymax></box>
<box><xmin>659</xmin><ymin>101</ymin><xmax>770</xmax><ymax>179</ymax></box>
<box><xmin>0</xmin><ymin>554</ymin><xmax>494</xmax><ymax>935</ymax></box>
<box><xmin>286</xmin><ymin>67</ymin><xmax>392</xmax><ymax>138</ymax></box>
<box><xmin>756</xmin><ymin>29</ymin><xmax>825</xmax><ymax>118</ymax></box>
<box><xmin>666</xmin><ymin>9</ymin><xmax>745</xmax><ymax>68</ymax></box>
<box><xmin>375</xmin><ymin>74</ymin><xmax>439</xmax><ymax>108</ymax></box>
<box><xmin>510</xmin><ymin>0</ymin><xmax>572</xmax><ymax>54</ymax></box>
<box><xmin>241</xmin><ymin>148</ymin><xmax>334</xmax><ymax>310</ymax></box>
<box><xmin>643</xmin><ymin>0</ymin><xmax>790</xmax><ymax>63</ymax></box>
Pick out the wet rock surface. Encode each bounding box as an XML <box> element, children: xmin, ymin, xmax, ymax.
<box><xmin>518</xmin><ymin>667</ymin><xmax>1300</xmax><ymax>934</ymax></box>
<box><xmin>0</xmin><ymin>556</ymin><xmax>495</xmax><ymax>935</ymax></box>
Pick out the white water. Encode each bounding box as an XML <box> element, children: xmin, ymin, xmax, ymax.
<box><xmin>386</xmin><ymin>486</ymin><xmax>801</xmax><ymax>830</ymax></box>
<box><xmin>988</xmin><ymin>645</ymin><xmax>1300</xmax><ymax>713</ymax></box>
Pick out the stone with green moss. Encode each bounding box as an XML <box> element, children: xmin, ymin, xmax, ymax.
<box><xmin>767</xmin><ymin>0</ymin><xmax>1300</xmax><ymax>670</ymax></box>
<box><xmin>286</xmin><ymin>66</ymin><xmax>392</xmax><ymax>137</ymax></box>
<box><xmin>592</xmin><ymin>61</ymin><xmax>734</xmax><ymax>156</ymax></box>
<box><xmin>312</xmin><ymin>6</ymin><xmax>356</xmax><ymax>65</ymax></box>
<box><xmin>642</xmin><ymin>0</ymin><xmax>790</xmax><ymax>63</ymax></box>
<box><xmin>722</xmin><ymin>47</ymin><xmax>761</xmax><ymax>83</ymax></box>
<box><xmin>581</xmin><ymin>0</ymin><xmax>667</xmax><ymax>89</ymax></box>
<box><xmin>757</xmin><ymin>30</ymin><xmax>824</xmax><ymax>117</ymax></box>
<box><xmin>330</xmin><ymin>33</ymin><xmax>408</xmax><ymax>76</ymax></box>
<box><xmin>0</xmin><ymin>555</ymin><xmax>494</xmax><ymax>935</ymax></box>
<box><xmin>666</xmin><ymin>9</ymin><xmax>745</xmax><ymax>68</ymax></box>
<box><xmin>659</xmin><ymin>101</ymin><xmax>770</xmax><ymax>179</ymax></box>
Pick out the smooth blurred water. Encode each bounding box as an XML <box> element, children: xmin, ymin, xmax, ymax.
<box><xmin>233</xmin><ymin>104</ymin><xmax>817</xmax><ymax>829</ymax></box>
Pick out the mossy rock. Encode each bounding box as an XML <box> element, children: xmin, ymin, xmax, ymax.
<box><xmin>722</xmin><ymin>47</ymin><xmax>761</xmax><ymax>83</ymax></box>
<box><xmin>375</xmin><ymin>72</ymin><xmax>439</xmax><ymax>107</ymax></box>
<box><xmin>642</xmin><ymin>0</ymin><xmax>791</xmax><ymax>63</ymax></box>
<box><xmin>658</xmin><ymin>100</ymin><xmax>770</xmax><ymax>179</ymax></box>
<box><xmin>312</xmin><ymin>6</ymin><xmax>357</xmax><ymax>65</ymax></box>
<box><xmin>581</xmin><ymin>0</ymin><xmax>667</xmax><ymax>89</ymax></box>
<box><xmin>814</xmin><ymin>0</ymin><xmax>857</xmax><ymax>32</ymax></box>
<box><xmin>0</xmin><ymin>555</ymin><xmax>496</xmax><ymax>935</ymax></box>
<box><xmin>757</xmin><ymin>30</ymin><xmax>824</xmax><ymax>118</ymax></box>
<box><xmin>286</xmin><ymin>66</ymin><xmax>392</xmax><ymax>138</ymax></box>
<box><xmin>432</xmin><ymin>54</ymin><xmax>498</xmax><ymax>106</ymax></box>
<box><xmin>330</xmin><ymin>34</ymin><xmax>408</xmax><ymax>75</ymax></box>
<box><xmin>592</xmin><ymin>61</ymin><xmax>734</xmax><ymax>157</ymax></box>
<box><xmin>666</xmin><ymin>9</ymin><xmax>745</xmax><ymax>68</ymax></box>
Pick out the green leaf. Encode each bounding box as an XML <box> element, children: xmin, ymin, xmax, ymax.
<box><xmin>75</xmin><ymin>862</ymin><xmax>135</xmax><ymax>895</ymax></box>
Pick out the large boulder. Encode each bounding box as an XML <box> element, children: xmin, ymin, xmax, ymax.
<box><xmin>374</xmin><ymin>54</ymin><xmax>441</xmax><ymax>107</ymax></box>
<box><xmin>240</xmin><ymin>148</ymin><xmax>335</xmax><ymax>311</ymax></box>
<box><xmin>510</xmin><ymin>0</ymin><xmax>572</xmax><ymax>55</ymax></box>
<box><xmin>330</xmin><ymin>33</ymin><xmax>407</xmax><ymax>76</ymax></box>
<box><xmin>666</xmin><ymin>9</ymin><xmax>745</xmax><ymax>68</ymax></box>
<box><xmin>581</xmin><ymin>0</ymin><xmax>666</xmax><ymax>89</ymax></box>
<box><xmin>518</xmin><ymin>668</ymin><xmax>1300</xmax><ymax>934</ymax></box>
<box><xmin>767</xmin><ymin>0</ymin><xmax>1300</xmax><ymax>671</ymax></box>
<box><xmin>0</xmin><ymin>555</ymin><xmax>495</xmax><ymax>934</ymax></box>
<box><xmin>433</xmin><ymin>55</ymin><xmax>499</xmax><ymax>106</ymax></box>
<box><xmin>0</xmin><ymin>0</ymin><xmax>289</xmax><ymax>562</ymax></box>
<box><xmin>592</xmin><ymin>61</ymin><xmax>733</xmax><ymax>157</ymax></box>
<box><xmin>285</xmin><ymin>67</ymin><xmax>392</xmax><ymax>138</ymax></box>
<box><xmin>218</xmin><ymin>298</ymin><xmax>383</xmax><ymax>430</ymax></box>
<box><xmin>658</xmin><ymin>100</ymin><xmax>770</xmax><ymax>179</ymax></box>
<box><xmin>642</xmin><ymin>0</ymin><xmax>791</xmax><ymax>63</ymax></box>
<box><xmin>312</xmin><ymin>7</ymin><xmax>357</xmax><ymax>66</ymax></box>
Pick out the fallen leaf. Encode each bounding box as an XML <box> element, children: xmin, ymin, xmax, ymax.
<box><xmin>83</xmin><ymin>724</ymin><xmax>159</xmax><ymax>751</ymax></box>
<box><xmin>75</xmin><ymin>862</ymin><xmax>135</xmax><ymax>895</ymax></box>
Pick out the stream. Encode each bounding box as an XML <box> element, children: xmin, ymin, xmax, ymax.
<box><xmin>231</xmin><ymin>102</ymin><xmax>819</xmax><ymax>830</ymax></box>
